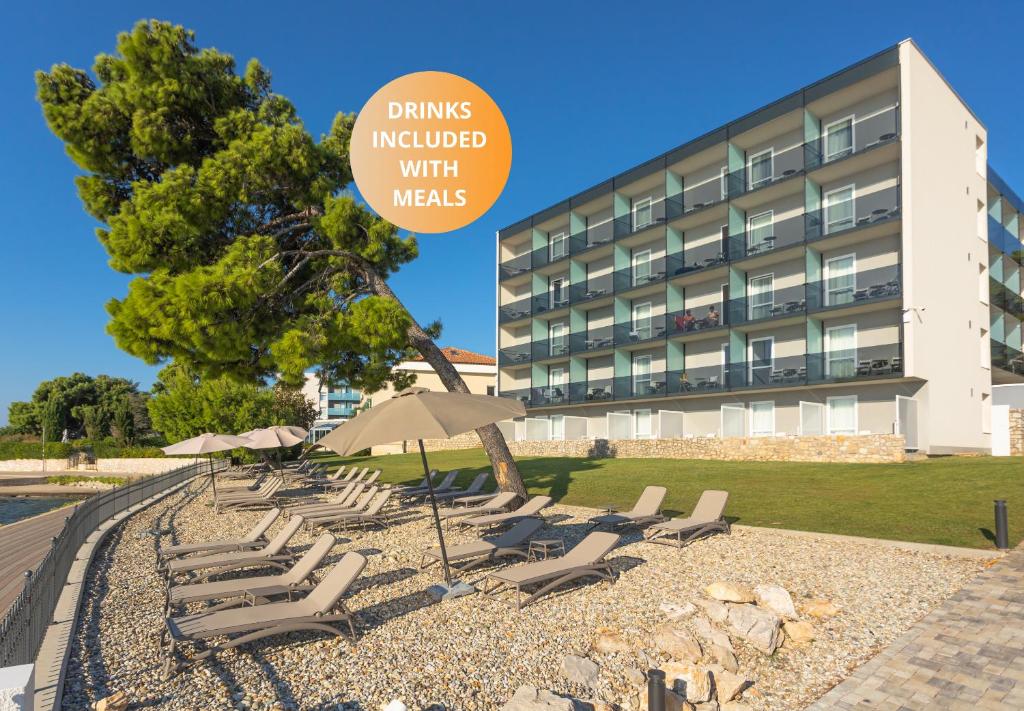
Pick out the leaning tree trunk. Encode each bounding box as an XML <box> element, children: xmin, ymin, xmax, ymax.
<box><xmin>367</xmin><ymin>272</ymin><xmax>529</xmax><ymax>499</ymax></box>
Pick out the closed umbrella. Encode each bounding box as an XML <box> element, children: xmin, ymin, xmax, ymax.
<box><xmin>317</xmin><ymin>387</ymin><xmax>525</xmax><ymax>593</ymax></box>
<box><xmin>162</xmin><ymin>433</ymin><xmax>252</xmax><ymax>501</ymax></box>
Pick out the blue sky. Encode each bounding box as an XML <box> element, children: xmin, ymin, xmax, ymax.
<box><xmin>2</xmin><ymin>0</ymin><xmax>1023</xmax><ymax>423</ymax></box>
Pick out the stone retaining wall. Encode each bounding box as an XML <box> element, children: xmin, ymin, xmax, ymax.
<box><xmin>417</xmin><ymin>432</ymin><xmax>906</xmax><ymax>464</ymax></box>
<box><xmin>0</xmin><ymin>458</ymin><xmax>186</xmax><ymax>474</ymax></box>
<box><xmin>1011</xmin><ymin>409</ymin><xmax>1024</xmax><ymax>456</ymax></box>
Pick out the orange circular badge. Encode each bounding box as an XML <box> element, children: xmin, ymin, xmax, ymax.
<box><xmin>349</xmin><ymin>71</ymin><xmax>512</xmax><ymax>234</ymax></box>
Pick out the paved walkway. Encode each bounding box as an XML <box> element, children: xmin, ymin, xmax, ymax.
<box><xmin>0</xmin><ymin>505</ymin><xmax>78</xmax><ymax>614</ymax></box>
<box><xmin>808</xmin><ymin>546</ymin><xmax>1024</xmax><ymax>710</ymax></box>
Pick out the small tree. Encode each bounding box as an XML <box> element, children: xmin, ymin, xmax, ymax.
<box><xmin>112</xmin><ymin>398</ymin><xmax>135</xmax><ymax>446</ymax></box>
<box><xmin>37</xmin><ymin>21</ymin><xmax>527</xmax><ymax>495</ymax></box>
<box><xmin>40</xmin><ymin>399</ymin><xmax>65</xmax><ymax>443</ymax></box>
<box><xmin>271</xmin><ymin>385</ymin><xmax>318</xmax><ymax>431</ymax></box>
<box><xmin>79</xmin><ymin>405</ymin><xmax>105</xmax><ymax>440</ymax></box>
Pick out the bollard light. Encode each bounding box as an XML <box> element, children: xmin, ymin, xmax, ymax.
<box><xmin>995</xmin><ymin>499</ymin><xmax>1009</xmax><ymax>551</ymax></box>
<box><xmin>648</xmin><ymin>668</ymin><xmax>667</xmax><ymax>711</ymax></box>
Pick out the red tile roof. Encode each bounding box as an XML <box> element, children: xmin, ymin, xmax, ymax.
<box><xmin>412</xmin><ymin>347</ymin><xmax>496</xmax><ymax>365</ymax></box>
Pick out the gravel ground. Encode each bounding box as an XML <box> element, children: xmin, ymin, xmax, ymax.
<box><xmin>62</xmin><ymin>479</ymin><xmax>985</xmax><ymax>710</ymax></box>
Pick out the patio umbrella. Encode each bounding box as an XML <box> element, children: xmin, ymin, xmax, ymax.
<box><xmin>240</xmin><ymin>426</ymin><xmax>308</xmax><ymax>470</ymax></box>
<box><xmin>162</xmin><ymin>433</ymin><xmax>252</xmax><ymax>501</ymax></box>
<box><xmin>317</xmin><ymin>387</ymin><xmax>525</xmax><ymax>591</ymax></box>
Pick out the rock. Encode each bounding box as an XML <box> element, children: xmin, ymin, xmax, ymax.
<box><xmin>802</xmin><ymin>599</ymin><xmax>840</xmax><ymax>619</ymax></box>
<box><xmin>693</xmin><ymin>702</ymin><xmax>719</xmax><ymax>711</ymax></box>
<box><xmin>588</xmin><ymin>703</ymin><xmax>616</xmax><ymax>711</ymax></box>
<box><xmin>625</xmin><ymin>667</ymin><xmax>646</xmax><ymax>686</ymax></box>
<box><xmin>691</xmin><ymin>617</ymin><xmax>733</xmax><ymax>651</ymax></box>
<box><xmin>562</xmin><ymin>655</ymin><xmax>601</xmax><ymax>689</ymax></box>
<box><xmin>593</xmin><ymin>627</ymin><xmax>631</xmax><ymax>654</ymax></box>
<box><xmin>654</xmin><ymin>624</ymin><xmax>703</xmax><ymax>662</ymax></box>
<box><xmin>504</xmin><ymin>685</ymin><xmax>576</xmax><ymax>711</ymax></box>
<box><xmin>783</xmin><ymin>620</ymin><xmax>816</xmax><ymax>644</ymax></box>
<box><xmin>721</xmin><ymin>703</ymin><xmax>751</xmax><ymax>711</ymax></box>
<box><xmin>727</xmin><ymin>604</ymin><xmax>782</xmax><ymax>654</ymax></box>
<box><xmin>662</xmin><ymin>663</ymin><xmax>713</xmax><ymax>703</ymax></box>
<box><xmin>693</xmin><ymin>599</ymin><xmax>729</xmax><ymax>623</ymax></box>
<box><xmin>425</xmin><ymin>580</ymin><xmax>475</xmax><ymax>601</ymax></box>
<box><xmin>711</xmin><ymin>670</ymin><xmax>747</xmax><ymax>703</ymax></box>
<box><xmin>705</xmin><ymin>582</ymin><xmax>754</xmax><ymax>604</ymax></box>
<box><xmin>709</xmin><ymin>645</ymin><xmax>739</xmax><ymax>674</ymax></box>
<box><xmin>660</xmin><ymin>601</ymin><xmax>697</xmax><ymax>619</ymax></box>
<box><xmin>94</xmin><ymin>693</ymin><xmax>129</xmax><ymax>711</ymax></box>
<box><xmin>753</xmin><ymin>585</ymin><xmax>797</xmax><ymax>619</ymax></box>
<box><xmin>382</xmin><ymin>702</ymin><xmax>408</xmax><ymax>711</ymax></box>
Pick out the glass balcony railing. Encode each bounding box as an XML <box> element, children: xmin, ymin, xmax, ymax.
<box><xmin>531</xmin><ymin>291</ymin><xmax>570</xmax><ymax>316</ymax></box>
<box><xmin>613</xmin><ymin>198</ymin><xmax>669</xmax><ymax>238</ymax></box>
<box><xmin>666</xmin><ymin>303</ymin><xmax>726</xmax><ymax>336</ymax></box>
<box><xmin>990</xmin><ymin>278</ymin><xmax>1024</xmax><ymax>318</ymax></box>
<box><xmin>806</xmin><ymin>343</ymin><xmax>904</xmax><ymax>383</ymax></box>
<box><xmin>614</xmin><ymin>314</ymin><xmax>668</xmax><ymax>346</ymax></box>
<box><xmin>570</xmin><ymin>327</ymin><xmax>614</xmax><ymax>354</ymax></box>
<box><xmin>327</xmin><ymin>391</ymin><xmax>361</xmax><ymax>403</ymax></box>
<box><xmin>727</xmin><ymin>142</ymin><xmax>806</xmax><ymax>198</ymax></box>
<box><xmin>530</xmin><ymin>240</ymin><xmax>571</xmax><ymax>270</ymax></box>
<box><xmin>806</xmin><ymin>264</ymin><xmax>901</xmax><ymax>311</ymax></box>
<box><xmin>569</xmin><ymin>224</ymin><xmax>615</xmax><ymax>255</ymax></box>
<box><xmin>568</xmin><ymin>274</ymin><xmax>614</xmax><ymax>305</ymax></box>
<box><xmin>531</xmin><ymin>337</ymin><xmax>570</xmax><ymax>361</ymax></box>
<box><xmin>681</xmin><ymin>176</ymin><xmax>726</xmax><ymax>214</ymax></box>
<box><xmin>326</xmin><ymin>406</ymin><xmax>355</xmax><ymax>417</ymax></box>
<box><xmin>613</xmin><ymin>257</ymin><xmax>667</xmax><ymax>292</ymax></box>
<box><xmin>806</xmin><ymin>105</ymin><xmax>899</xmax><ymax>169</ymax></box>
<box><xmin>667</xmin><ymin>240</ymin><xmax>728</xmax><ymax>277</ymax></box>
<box><xmin>498</xmin><ymin>295</ymin><xmax>533</xmax><ymax>323</ymax></box>
<box><xmin>727</xmin><ymin>212</ymin><xmax>808</xmax><ymax>260</ymax></box>
<box><xmin>992</xmin><ymin>342</ymin><xmax>1024</xmax><ymax>376</ymax></box>
<box><xmin>613</xmin><ymin>372</ymin><xmax>669</xmax><ymax>400</ymax></box>
<box><xmin>807</xmin><ymin>184</ymin><xmax>901</xmax><ymax>240</ymax></box>
<box><xmin>498</xmin><ymin>344</ymin><xmax>532</xmax><ymax>367</ymax></box>
<box><xmin>989</xmin><ymin>216</ymin><xmax>1024</xmax><ymax>265</ymax></box>
<box><xmin>499</xmin><ymin>251</ymin><xmax>533</xmax><ymax>280</ymax></box>
<box><xmin>666</xmin><ymin>364</ymin><xmax>728</xmax><ymax>394</ymax></box>
<box><xmin>498</xmin><ymin>388</ymin><xmax>532</xmax><ymax>406</ymax></box>
<box><xmin>727</xmin><ymin>282</ymin><xmax>808</xmax><ymax>325</ymax></box>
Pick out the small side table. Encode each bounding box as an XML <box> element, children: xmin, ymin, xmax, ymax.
<box><xmin>528</xmin><ymin>538</ymin><xmax>565</xmax><ymax>561</ymax></box>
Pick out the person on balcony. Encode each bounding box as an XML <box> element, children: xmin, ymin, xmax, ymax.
<box><xmin>707</xmin><ymin>305</ymin><xmax>720</xmax><ymax>326</ymax></box>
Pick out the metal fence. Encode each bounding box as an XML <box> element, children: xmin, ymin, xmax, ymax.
<box><xmin>0</xmin><ymin>459</ymin><xmax>225</xmax><ymax>667</ymax></box>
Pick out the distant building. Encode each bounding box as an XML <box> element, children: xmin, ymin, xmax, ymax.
<box><xmin>301</xmin><ymin>373</ymin><xmax>361</xmax><ymax>442</ymax></box>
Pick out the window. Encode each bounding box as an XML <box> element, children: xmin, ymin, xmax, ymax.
<box><xmin>825</xmin><ymin>254</ymin><xmax>856</xmax><ymax>305</ymax></box>
<box><xmin>749</xmin><ymin>337</ymin><xmax>774</xmax><ymax>386</ymax></box>
<box><xmin>550</xmin><ymin>415</ymin><xmax>565</xmax><ymax>440</ymax></box>
<box><xmin>750</xmin><ymin>401</ymin><xmax>775</xmax><ymax>436</ymax></box>
<box><xmin>720</xmin><ymin>343</ymin><xmax>730</xmax><ymax>384</ymax></box>
<box><xmin>632</xmin><ymin>249</ymin><xmax>652</xmax><ymax>286</ymax></box>
<box><xmin>486</xmin><ymin>385</ymin><xmax>496</xmax><ymax>396</ymax></box>
<box><xmin>632</xmin><ymin>301</ymin><xmax>652</xmax><ymax>340</ymax></box>
<box><xmin>721</xmin><ymin>404</ymin><xmax>745</xmax><ymax>437</ymax></box>
<box><xmin>549</xmin><ymin>231</ymin><xmax>568</xmax><ymax>260</ymax></box>
<box><xmin>748</xmin><ymin>149</ymin><xmax>773</xmax><ymax>189</ymax></box>
<box><xmin>633</xmin><ymin>354</ymin><xmax>652</xmax><ymax>395</ymax></box>
<box><xmin>827</xmin><ymin>395</ymin><xmax>857</xmax><ymax>434</ymax></box>
<box><xmin>549</xmin><ymin>367</ymin><xmax>566</xmax><ymax>392</ymax></box>
<box><xmin>549</xmin><ymin>322</ymin><xmax>568</xmax><ymax>356</ymax></box>
<box><xmin>550</xmin><ymin>277</ymin><xmax>567</xmax><ymax>308</ymax></box>
<box><xmin>824</xmin><ymin>116</ymin><xmax>854</xmax><ymax>161</ymax></box>
<box><xmin>748</xmin><ymin>274</ymin><xmax>774</xmax><ymax>320</ymax></box>
<box><xmin>634</xmin><ymin>409</ymin><xmax>653</xmax><ymax>439</ymax></box>
<box><xmin>747</xmin><ymin>211</ymin><xmax>774</xmax><ymax>252</ymax></box>
<box><xmin>633</xmin><ymin>197</ymin><xmax>653</xmax><ymax>230</ymax></box>
<box><xmin>824</xmin><ymin>185</ymin><xmax>855</xmax><ymax>233</ymax></box>
<box><xmin>825</xmin><ymin>324</ymin><xmax>857</xmax><ymax>378</ymax></box>
<box><xmin>720</xmin><ymin>166</ymin><xmax>728</xmax><ymax>200</ymax></box>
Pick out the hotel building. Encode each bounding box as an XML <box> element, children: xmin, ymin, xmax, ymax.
<box><xmin>496</xmin><ymin>40</ymin><xmax>1023</xmax><ymax>454</ymax></box>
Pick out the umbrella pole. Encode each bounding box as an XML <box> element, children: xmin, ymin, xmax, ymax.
<box><xmin>418</xmin><ymin>439</ymin><xmax>452</xmax><ymax>587</ymax></box>
<box><xmin>209</xmin><ymin>453</ymin><xmax>218</xmax><ymax>502</ymax></box>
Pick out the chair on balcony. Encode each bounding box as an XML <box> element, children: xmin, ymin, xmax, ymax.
<box><xmin>782</xmin><ymin>368</ymin><xmax>799</xmax><ymax>382</ymax></box>
<box><xmin>796</xmin><ymin>366</ymin><xmax>807</xmax><ymax>381</ymax></box>
<box><xmin>856</xmin><ymin>360</ymin><xmax>872</xmax><ymax>376</ymax></box>
<box><xmin>769</xmin><ymin>369</ymin><xmax>784</xmax><ymax>384</ymax></box>
<box><xmin>891</xmin><ymin>356</ymin><xmax>903</xmax><ymax>373</ymax></box>
<box><xmin>853</xmin><ymin>288</ymin><xmax>869</xmax><ymax>301</ymax></box>
<box><xmin>871</xmin><ymin>359</ymin><xmax>892</xmax><ymax>374</ymax></box>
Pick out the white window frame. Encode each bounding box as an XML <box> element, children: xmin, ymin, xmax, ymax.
<box><xmin>824</xmin><ymin>184</ymin><xmax>856</xmax><ymax>234</ymax></box>
<box><xmin>827</xmin><ymin>395</ymin><xmax>858</xmax><ymax>435</ymax></box>
<box><xmin>825</xmin><ymin>323</ymin><xmax>858</xmax><ymax>377</ymax></box>
<box><xmin>549</xmin><ymin>322</ymin><xmax>568</xmax><ymax>356</ymax></box>
<box><xmin>748</xmin><ymin>336</ymin><xmax>775</xmax><ymax>386</ymax></box>
<box><xmin>549</xmin><ymin>276</ymin><xmax>568</xmax><ymax>309</ymax></box>
<box><xmin>748</xmin><ymin>148</ymin><xmax>774</xmax><ymax>190</ymax></box>
<box><xmin>633</xmin><ymin>354</ymin><xmax>653</xmax><ymax>394</ymax></box>
<box><xmin>632</xmin><ymin>249</ymin><xmax>652</xmax><ymax>286</ymax></box>
<box><xmin>634</xmin><ymin>408</ymin><xmax>653</xmax><ymax>439</ymax></box>
<box><xmin>550</xmin><ymin>414</ymin><xmax>565</xmax><ymax>440</ymax></box>
<box><xmin>748</xmin><ymin>273</ymin><xmax>775</xmax><ymax>320</ymax></box>
<box><xmin>549</xmin><ymin>231</ymin><xmax>568</xmax><ymax>260</ymax></box>
<box><xmin>721</xmin><ymin>404</ymin><xmax>746</xmax><ymax>437</ymax></box>
<box><xmin>749</xmin><ymin>400</ymin><xmax>776</xmax><ymax>437</ymax></box>
<box><xmin>632</xmin><ymin>301</ymin><xmax>653</xmax><ymax>340</ymax></box>
<box><xmin>747</xmin><ymin>210</ymin><xmax>774</xmax><ymax>250</ymax></box>
<box><xmin>633</xmin><ymin>196</ymin><xmax>653</xmax><ymax>230</ymax></box>
<box><xmin>824</xmin><ymin>253</ymin><xmax>857</xmax><ymax>306</ymax></box>
<box><xmin>823</xmin><ymin>114</ymin><xmax>855</xmax><ymax>162</ymax></box>
<box><xmin>720</xmin><ymin>342</ymin><xmax>731</xmax><ymax>383</ymax></box>
<box><xmin>720</xmin><ymin>166</ymin><xmax>728</xmax><ymax>200</ymax></box>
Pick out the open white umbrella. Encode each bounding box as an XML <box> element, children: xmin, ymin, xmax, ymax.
<box><xmin>240</xmin><ymin>426</ymin><xmax>308</xmax><ymax>470</ymax></box>
<box><xmin>162</xmin><ymin>433</ymin><xmax>252</xmax><ymax>501</ymax></box>
<box><xmin>317</xmin><ymin>387</ymin><xmax>525</xmax><ymax>592</ymax></box>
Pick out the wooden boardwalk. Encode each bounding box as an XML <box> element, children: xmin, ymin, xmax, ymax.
<box><xmin>0</xmin><ymin>505</ymin><xmax>77</xmax><ymax>615</ymax></box>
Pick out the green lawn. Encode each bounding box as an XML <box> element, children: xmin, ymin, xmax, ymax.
<box><xmin>309</xmin><ymin>450</ymin><xmax>1024</xmax><ymax>550</ymax></box>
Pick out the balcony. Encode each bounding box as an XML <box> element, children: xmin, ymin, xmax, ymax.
<box><xmin>499</xmin><ymin>251</ymin><xmax>532</xmax><ymax>281</ymax></box>
<box><xmin>499</xmin><ymin>387</ymin><xmax>532</xmax><ymax>406</ymax></box>
<box><xmin>498</xmin><ymin>295</ymin><xmax>533</xmax><ymax>323</ymax></box>
<box><xmin>569</xmin><ymin>274</ymin><xmax>614</xmax><ymax>305</ymax></box>
<box><xmin>680</xmin><ymin>176</ymin><xmax>725</xmax><ymax>215</ymax></box>
<box><xmin>498</xmin><ymin>344</ymin><xmax>532</xmax><ymax>367</ymax></box>
<box><xmin>613</xmin><ymin>257</ymin><xmax>667</xmax><ymax>293</ymax></box>
<box><xmin>614</xmin><ymin>315</ymin><xmax>668</xmax><ymax>346</ymax></box>
<box><xmin>989</xmin><ymin>217</ymin><xmax>1024</xmax><ymax>264</ymax></box>
<box><xmin>326</xmin><ymin>406</ymin><xmax>355</xmax><ymax>418</ymax></box>
<box><xmin>613</xmin><ymin>373</ymin><xmax>669</xmax><ymax>400</ymax></box>
<box><xmin>531</xmin><ymin>336</ymin><xmax>570</xmax><ymax>361</ymax></box>
<box><xmin>727</xmin><ymin>212</ymin><xmax>808</xmax><ymax>261</ymax></box>
<box><xmin>727</xmin><ymin>142</ymin><xmax>807</xmax><ymax>199</ymax></box>
<box><xmin>614</xmin><ymin>199</ymin><xmax>668</xmax><ymax>238</ymax></box>
<box><xmin>570</xmin><ymin>327</ymin><xmax>614</xmax><ymax>354</ymax></box>
<box><xmin>568</xmin><ymin>220</ymin><xmax>615</xmax><ymax>256</ymax></box>
<box><xmin>992</xmin><ymin>342</ymin><xmax>1024</xmax><ymax>376</ymax></box>
<box><xmin>666</xmin><ymin>303</ymin><xmax>726</xmax><ymax>337</ymax></box>
<box><xmin>667</xmin><ymin>239</ymin><xmax>728</xmax><ymax>278</ymax></box>
<box><xmin>531</xmin><ymin>292</ymin><xmax>570</xmax><ymax>317</ymax></box>
<box><xmin>327</xmin><ymin>391</ymin><xmax>361</xmax><ymax>403</ymax></box>
<box><xmin>807</xmin><ymin>264</ymin><xmax>901</xmax><ymax>312</ymax></box>
<box><xmin>806</xmin><ymin>105</ymin><xmax>899</xmax><ymax>170</ymax></box>
<box><xmin>727</xmin><ymin>282</ymin><xmax>807</xmax><ymax>326</ymax></box>
<box><xmin>807</xmin><ymin>184</ymin><xmax>901</xmax><ymax>241</ymax></box>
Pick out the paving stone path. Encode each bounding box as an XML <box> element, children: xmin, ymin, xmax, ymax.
<box><xmin>807</xmin><ymin>546</ymin><xmax>1024</xmax><ymax>709</ymax></box>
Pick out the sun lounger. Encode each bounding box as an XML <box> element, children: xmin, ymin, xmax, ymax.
<box><xmin>288</xmin><ymin>481</ymin><xmax>360</xmax><ymax>514</ymax></box>
<box><xmin>302</xmin><ymin>464</ymin><xmax>346</xmax><ymax>486</ymax></box>
<box><xmin>419</xmin><ymin>518</ymin><xmax>543</xmax><ymax>572</ymax></box>
<box><xmin>426</xmin><ymin>472</ymin><xmax>491</xmax><ymax>503</ymax></box>
<box><xmin>218</xmin><ymin>476</ymin><xmax>280</xmax><ymax>500</ymax></box>
<box><xmin>166</xmin><ymin>533</ymin><xmax>336</xmax><ymax>611</ymax></box>
<box><xmin>394</xmin><ymin>469</ymin><xmax>438</xmax><ymax>493</ymax></box>
<box><xmin>310</xmin><ymin>490</ymin><xmax>393</xmax><ymax>531</ymax></box>
<box><xmin>481</xmin><ymin>531</ymin><xmax>620</xmax><ymax>609</ymax></box>
<box><xmin>292</xmin><ymin>486</ymin><xmax>378</xmax><ymax>518</ymax></box>
<box><xmin>159</xmin><ymin>509</ymin><xmax>280</xmax><ymax>564</ymax></box>
<box><xmin>399</xmin><ymin>470</ymin><xmax>458</xmax><ymax>499</ymax></box>
<box><xmin>450</xmin><ymin>487</ymin><xmax>499</xmax><ymax>507</ymax></box>
<box><xmin>461</xmin><ymin>496</ymin><xmax>552</xmax><ymax>531</ymax></box>
<box><xmin>643</xmin><ymin>490</ymin><xmax>730</xmax><ymax>547</ymax></box>
<box><xmin>220</xmin><ymin>472</ymin><xmax>270</xmax><ymax>494</ymax></box>
<box><xmin>437</xmin><ymin>491</ymin><xmax>517</xmax><ymax>521</ymax></box>
<box><xmin>165</xmin><ymin>515</ymin><xmax>304</xmax><ymax>583</ymax></box>
<box><xmin>160</xmin><ymin>550</ymin><xmax>367</xmax><ymax>678</ymax></box>
<box><xmin>215</xmin><ymin>478</ymin><xmax>287</xmax><ymax>513</ymax></box>
<box><xmin>588</xmin><ymin>486</ymin><xmax>667</xmax><ymax>530</ymax></box>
